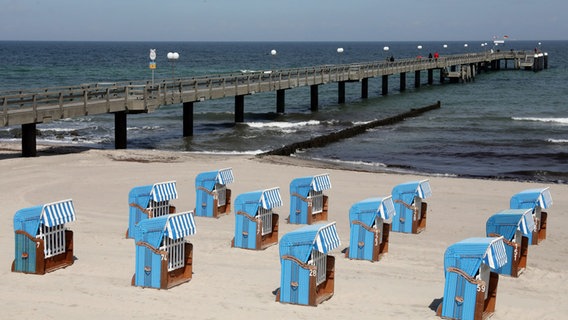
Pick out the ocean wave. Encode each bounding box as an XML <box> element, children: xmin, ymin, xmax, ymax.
<box><xmin>187</xmin><ymin>149</ymin><xmax>265</xmax><ymax>156</ymax></box>
<box><xmin>246</xmin><ymin>120</ymin><xmax>321</xmax><ymax>129</ymax></box>
<box><xmin>512</xmin><ymin>117</ymin><xmax>568</xmax><ymax>125</ymax></box>
<box><xmin>547</xmin><ymin>138</ymin><xmax>568</xmax><ymax>143</ymax></box>
<box><xmin>127</xmin><ymin>126</ymin><xmax>162</xmax><ymax>131</ymax></box>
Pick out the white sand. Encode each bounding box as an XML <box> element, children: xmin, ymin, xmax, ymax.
<box><xmin>0</xmin><ymin>146</ymin><xmax>566</xmax><ymax>319</ymax></box>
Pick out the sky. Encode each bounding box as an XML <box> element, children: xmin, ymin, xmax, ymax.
<box><xmin>0</xmin><ymin>0</ymin><xmax>566</xmax><ymax>42</ymax></box>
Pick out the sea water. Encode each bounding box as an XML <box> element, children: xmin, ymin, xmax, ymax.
<box><xmin>0</xmin><ymin>41</ymin><xmax>566</xmax><ymax>183</ymax></box>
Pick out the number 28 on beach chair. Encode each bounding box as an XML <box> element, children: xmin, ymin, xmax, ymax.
<box><xmin>12</xmin><ymin>199</ymin><xmax>76</xmax><ymax>275</ymax></box>
<box><xmin>276</xmin><ymin>222</ymin><xmax>341</xmax><ymax>306</ymax></box>
<box><xmin>231</xmin><ymin>187</ymin><xmax>282</xmax><ymax>250</ymax></box>
<box><xmin>391</xmin><ymin>179</ymin><xmax>432</xmax><ymax>234</ymax></box>
<box><xmin>289</xmin><ymin>174</ymin><xmax>331</xmax><ymax>224</ymax></box>
<box><xmin>195</xmin><ymin>168</ymin><xmax>234</xmax><ymax>218</ymax></box>
<box><xmin>345</xmin><ymin>196</ymin><xmax>395</xmax><ymax>262</ymax></box>
<box><xmin>510</xmin><ymin>187</ymin><xmax>553</xmax><ymax>245</ymax></box>
<box><xmin>126</xmin><ymin>181</ymin><xmax>178</xmax><ymax>239</ymax></box>
<box><xmin>486</xmin><ymin>209</ymin><xmax>535</xmax><ymax>277</ymax></box>
<box><xmin>437</xmin><ymin>237</ymin><xmax>508</xmax><ymax>320</ymax></box>
<box><xmin>132</xmin><ymin>211</ymin><xmax>196</xmax><ymax>289</ymax></box>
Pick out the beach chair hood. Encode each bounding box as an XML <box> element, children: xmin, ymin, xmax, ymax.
<box><xmin>195</xmin><ymin>168</ymin><xmax>234</xmax><ymax>191</ymax></box>
<box><xmin>134</xmin><ymin>211</ymin><xmax>196</xmax><ymax>248</ymax></box>
<box><xmin>234</xmin><ymin>187</ymin><xmax>282</xmax><ymax>215</ymax></box>
<box><xmin>444</xmin><ymin>237</ymin><xmax>508</xmax><ymax>278</ymax></box>
<box><xmin>129</xmin><ymin>181</ymin><xmax>178</xmax><ymax>209</ymax></box>
<box><xmin>289</xmin><ymin>174</ymin><xmax>331</xmax><ymax>197</ymax></box>
<box><xmin>510</xmin><ymin>187</ymin><xmax>553</xmax><ymax>210</ymax></box>
<box><xmin>13</xmin><ymin>199</ymin><xmax>76</xmax><ymax>235</ymax></box>
<box><xmin>392</xmin><ymin>179</ymin><xmax>432</xmax><ymax>204</ymax></box>
<box><xmin>279</xmin><ymin>222</ymin><xmax>341</xmax><ymax>263</ymax></box>
<box><xmin>486</xmin><ymin>209</ymin><xmax>535</xmax><ymax>240</ymax></box>
<box><xmin>349</xmin><ymin>196</ymin><xmax>395</xmax><ymax>226</ymax></box>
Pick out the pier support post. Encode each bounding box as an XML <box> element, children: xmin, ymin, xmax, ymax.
<box><xmin>338</xmin><ymin>81</ymin><xmax>346</xmax><ymax>104</ymax></box>
<box><xmin>21</xmin><ymin>123</ymin><xmax>37</xmax><ymax>157</ymax></box>
<box><xmin>114</xmin><ymin>111</ymin><xmax>127</xmax><ymax>150</ymax></box>
<box><xmin>310</xmin><ymin>85</ymin><xmax>319</xmax><ymax>112</ymax></box>
<box><xmin>427</xmin><ymin>69</ymin><xmax>434</xmax><ymax>85</ymax></box>
<box><xmin>544</xmin><ymin>53</ymin><xmax>548</xmax><ymax>69</ymax></box>
<box><xmin>400</xmin><ymin>72</ymin><xmax>406</xmax><ymax>91</ymax></box>
<box><xmin>276</xmin><ymin>89</ymin><xmax>285</xmax><ymax>113</ymax></box>
<box><xmin>235</xmin><ymin>95</ymin><xmax>245</xmax><ymax>123</ymax></box>
<box><xmin>382</xmin><ymin>75</ymin><xmax>388</xmax><ymax>95</ymax></box>
<box><xmin>183</xmin><ymin>102</ymin><xmax>194</xmax><ymax>137</ymax></box>
<box><xmin>414</xmin><ymin>70</ymin><xmax>421</xmax><ymax>88</ymax></box>
<box><xmin>361</xmin><ymin>78</ymin><xmax>368</xmax><ymax>99</ymax></box>
<box><xmin>440</xmin><ymin>69</ymin><xmax>445</xmax><ymax>84</ymax></box>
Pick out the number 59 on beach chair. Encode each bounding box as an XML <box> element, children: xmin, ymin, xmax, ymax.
<box><xmin>510</xmin><ymin>187</ymin><xmax>553</xmax><ymax>245</ymax></box>
<box><xmin>126</xmin><ymin>181</ymin><xmax>178</xmax><ymax>239</ymax></box>
<box><xmin>12</xmin><ymin>199</ymin><xmax>76</xmax><ymax>275</ymax></box>
<box><xmin>437</xmin><ymin>237</ymin><xmax>508</xmax><ymax>320</ymax></box>
<box><xmin>195</xmin><ymin>168</ymin><xmax>234</xmax><ymax>218</ymax></box>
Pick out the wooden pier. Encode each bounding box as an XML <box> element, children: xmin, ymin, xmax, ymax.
<box><xmin>0</xmin><ymin>50</ymin><xmax>547</xmax><ymax>156</ymax></box>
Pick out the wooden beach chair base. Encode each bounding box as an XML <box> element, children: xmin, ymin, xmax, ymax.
<box><xmin>12</xmin><ymin>230</ymin><xmax>74</xmax><ymax>275</ymax></box>
<box><xmin>276</xmin><ymin>255</ymin><xmax>335</xmax><ymax>306</ymax></box>
<box><xmin>131</xmin><ymin>242</ymin><xmax>193</xmax><ymax>289</ymax></box>
<box><xmin>412</xmin><ymin>202</ymin><xmax>428</xmax><ymax>234</ymax></box>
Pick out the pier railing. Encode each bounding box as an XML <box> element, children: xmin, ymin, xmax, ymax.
<box><xmin>1</xmin><ymin>50</ymin><xmax>527</xmax><ymax>127</ymax></box>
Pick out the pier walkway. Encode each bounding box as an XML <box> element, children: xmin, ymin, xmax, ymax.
<box><xmin>0</xmin><ymin>50</ymin><xmax>548</xmax><ymax>156</ymax></box>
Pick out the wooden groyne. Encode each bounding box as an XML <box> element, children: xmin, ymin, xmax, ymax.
<box><xmin>0</xmin><ymin>50</ymin><xmax>547</xmax><ymax>157</ymax></box>
<box><xmin>260</xmin><ymin>101</ymin><xmax>441</xmax><ymax>157</ymax></box>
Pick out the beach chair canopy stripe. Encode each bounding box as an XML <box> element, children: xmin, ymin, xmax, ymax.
<box><xmin>166</xmin><ymin>211</ymin><xmax>197</xmax><ymax>240</ymax></box>
<box><xmin>417</xmin><ymin>180</ymin><xmax>432</xmax><ymax>199</ymax></box>
<box><xmin>261</xmin><ymin>187</ymin><xmax>283</xmax><ymax>210</ymax></box>
<box><xmin>151</xmin><ymin>181</ymin><xmax>178</xmax><ymax>202</ymax></box>
<box><xmin>311</xmin><ymin>174</ymin><xmax>332</xmax><ymax>192</ymax></box>
<box><xmin>41</xmin><ymin>199</ymin><xmax>76</xmax><ymax>227</ymax></box>
<box><xmin>315</xmin><ymin>223</ymin><xmax>341</xmax><ymax>254</ymax></box>
<box><xmin>486</xmin><ymin>209</ymin><xmax>535</xmax><ymax>240</ymax></box>
<box><xmin>510</xmin><ymin>187</ymin><xmax>553</xmax><ymax>210</ymax></box>
<box><xmin>444</xmin><ymin>237</ymin><xmax>507</xmax><ymax>278</ymax></box>
<box><xmin>279</xmin><ymin>222</ymin><xmax>341</xmax><ymax>263</ymax></box>
<box><xmin>217</xmin><ymin>168</ymin><xmax>234</xmax><ymax>185</ymax></box>
<box><xmin>379</xmin><ymin>196</ymin><xmax>396</xmax><ymax>220</ymax></box>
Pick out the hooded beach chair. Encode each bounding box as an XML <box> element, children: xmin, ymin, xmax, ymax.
<box><xmin>232</xmin><ymin>187</ymin><xmax>282</xmax><ymax>250</ymax></box>
<box><xmin>276</xmin><ymin>222</ymin><xmax>341</xmax><ymax>306</ymax></box>
<box><xmin>289</xmin><ymin>173</ymin><xmax>331</xmax><ymax>224</ymax></box>
<box><xmin>132</xmin><ymin>211</ymin><xmax>196</xmax><ymax>289</ymax></box>
<box><xmin>346</xmin><ymin>196</ymin><xmax>395</xmax><ymax>262</ymax></box>
<box><xmin>510</xmin><ymin>187</ymin><xmax>553</xmax><ymax>245</ymax></box>
<box><xmin>391</xmin><ymin>179</ymin><xmax>432</xmax><ymax>233</ymax></box>
<box><xmin>12</xmin><ymin>199</ymin><xmax>76</xmax><ymax>274</ymax></box>
<box><xmin>437</xmin><ymin>237</ymin><xmax>508</xmax><ymax>320</ymax></box>
<box><xmin>127</xmin><ymin>181</ymin><xmax>178</xmax><ymax>238</ymax></box>
<box><xmin>195</xmin><ymin>168</ymin><xmax>234</xmax><ymax>218</ymax></box>
<box><xmin>486</xmin><ymin>209</ymin><xmax>535</xmax><ymax>277</ymax></box>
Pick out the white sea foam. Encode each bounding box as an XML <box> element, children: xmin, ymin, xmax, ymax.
<box><xmin>187</xmin><ymin>149</ymin><xmax>265</xmax><ymax>156</ymax></box>
<box><xmin>247</xmin><ymin>120</ymin><xmax>321</xmax><ymax>129</ymax></box>
<box><xmin>547</xmin><ymin>138</ymin><xmax>568</xmax><ymax>143</ymax></box>
<box><xmin>512</xmin><ymin>117</ymin><xmax>568</xmax><ymax>125</ymax></box>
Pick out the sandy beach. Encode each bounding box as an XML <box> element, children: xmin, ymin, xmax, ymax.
<box><xmin>0</xmin><ymin>144</ymin><xmax>566</xmax><ymax>319</ymax></box>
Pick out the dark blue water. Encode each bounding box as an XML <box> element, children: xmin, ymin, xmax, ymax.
<box><xmin>1</xmin><ymin>41</ymin><xmax>567</xmax><ymax>183</ymax></box>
